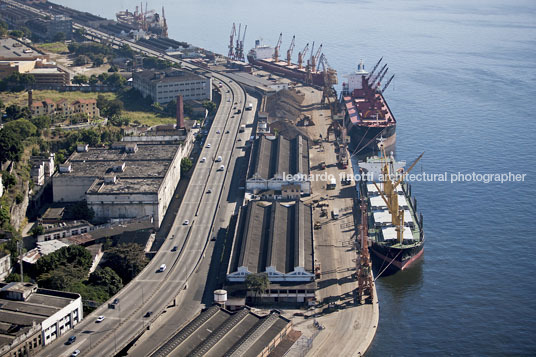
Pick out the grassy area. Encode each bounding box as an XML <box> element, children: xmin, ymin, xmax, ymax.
<box><xmin>34</xmin><ymin>42</ymin><xmax>69</xmax><ymax>54</ymax></box>
<box><xmin>2</xmin><ymin>90</ymin><xmax>176</xmax><ymax>126</ymax></box>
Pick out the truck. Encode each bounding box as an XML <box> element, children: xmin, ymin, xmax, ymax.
<box><xmin>246</xmin><ymin>103</ymin><xmax>253</xmax><ymax>111</ymax></box>
<box><xmin>239</xmin><ymin>125</ymin><xmax>245</xmax><ymax>133</ymax></box>
<box><xmin>331</xmin><ymin>208</ymin><xmax>339</xmax><ymax>220</ymax></box>
<box><xmin>327</xmin><ymin>177</ymin><xmax>336</xmax><ymax>190</ymax></box>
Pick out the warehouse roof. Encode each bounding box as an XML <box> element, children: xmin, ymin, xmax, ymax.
<box><xmin>133</xmin><ymin>69</ymin><xmax>206</xmax><ymax>84</ymax></box>
<box><xmin>229</xmin><ymin>201</ymin><xmax>314</xmax><ymax>276</ymax></box>
<box><xmin>248</xmin><ymin>135</ymin><xmax>309</xmax><ymax>180</ymax></box>
<box><xmin>151</xmin><ymin>306</ymin><xmax>291</xmax><ymax>357</ymax></box>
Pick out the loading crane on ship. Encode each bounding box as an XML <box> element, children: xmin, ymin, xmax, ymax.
<box><xmin>297</xmin><ymin>42</ymin><xmax>309</xmax><ymax>69</ymax></box>
<box><xmin>273</xmin><ymin>33</ymin><xmax>283</xmax><ymax>62</ymax></box>
<box><xmin>381</xmin><ymin>74</ymin><xmax>395</xmax><ymax>92</ymax></box>
<box><xmin>286</xmin><ymin>35</ymin><xmax>295</xmax><ymax>65</ymax></box>
<box><xmin>373</xmin><ymin>67</ymin><xmax>389</xmax><ymax>90</ymax></box>
<box><xmin>373</xmin><ymin>148</ymin><xmax>424</xmax><ymax>244</ymax></box>
<box><xmin>311</xmin><ymin>43</ymin><xmax>322</xmax><ymax>71</ymax></box>
<box><xmin>237</xmin><ymin>25</ymin><xmax>247</xmax><ymax>61</ymax></box>
<box><xmin>369</xmin><ymin>63</ymin><xmax>387</xmax><ymax>87</ymax></box>
<box><xmin>366</xmin><ymin>57</ymin><xmax>383</xmax><ymax>81</ymax></box>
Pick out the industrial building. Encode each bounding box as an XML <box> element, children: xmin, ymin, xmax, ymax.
<box><xmin>25</xmin><ymin>15</ymin><xmax>73</xmax><ymax>41</ymax></box>
<box><xmin>151</xmin><ymin>305</ymin><xmax>292</xmax><ymax>357</ymax></box>
<box><xmin>52</xmin><ymin>141</ymin><xmax>187</xmax><ymax>228</ymax></box>
<box><xmin>246</xmin><ymin>135</ymin><xmax>311</xmax><ymax>194</ymax></box>
<box><xmin>132</xmin><ymin>69</ymin><xmax>212</xmax><ymax>104</ymax></box>
<box><xmin>0</xmin><ymin>283</ymin><xmax>83</xmax><ymax>356</ymax></box>
<box><xmin>228</xmin><ymin>200</ymin><xmax>315</xmax><ymax>283</ymax></box>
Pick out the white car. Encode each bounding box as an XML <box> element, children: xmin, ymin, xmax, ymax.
<box><xmin>216</xmin><ymin>130</ymin><xmax>221</xmax><ymax>134</ymax></box>
<box><xmin>200</xmin><ymin>157</ymin><xmax>206</xmax><ymax>163</ymax></box>
<box><xmin>96</xmin><ymin>316</ymin><xmax>105</xmax><ymax>323</ymax></box>
<box><xmin>183</xmin><ymin>220</ymin><xmax>189</xmax><ymax>225</ymax></box>
<box><xmin>218</xmin><ymin>165</ymin><xmax>225</xmax><ymax>171</ymax></box>
<box><xmin>206</xmin><ymin>143</ymin><xmax>211</xmax><ymax>148</ymax></box>
<box><xmin>71</xmin><ymin>350</ymin><xmax>81</xmax><ymax>357</ymax></box>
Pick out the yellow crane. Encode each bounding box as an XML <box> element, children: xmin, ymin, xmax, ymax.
<box><xmin>286</xmin><ymin>35</ymin><xmax>295</xmax><ymax>66</ymax></box>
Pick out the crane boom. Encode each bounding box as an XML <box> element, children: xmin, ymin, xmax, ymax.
<box><xmin>235</xmin><ymin>23</ymin><xmax>241</xmax><ymax>58</ymax></box>
<box><xmin>366</xmin><ymin>57</ymin><xmax>383</xmax><ymax>81</ymax></box>
<box><xmin>374</xmin><ymin>67</ymin><xmax>388</xmax><ymax>89</ymax></box>
<box><xmin>311</xmin><ymin>43</ymin><xmax>322</xmax><ymax>71</ymax></box>
<box><xmin>238</xmin><ymin>24</ymin><xmax>247</xmax><ymax>61</ymax></box>
<box><xmin>297</xmin><ymin>42</ymin><xmax>309</xmax><ymax>69</ymax></box>
<box><xmin>273</xmin><ymin>33</ymin><xmax>283</xmax><ymax>62</ymax></box>
<box><xmin>382</xmin><ymin>74</ymin><xmax>395</xmax><ymax>92</ymax></box>
<box><xmin>370</xmin><ymin>63</ymin><xmax>387</xmax><ymax>85</ymax></box>
<box><xmin>286</xmin><ymin>35</ymin><xmax>295</xmax><ymax>65</ymax></box>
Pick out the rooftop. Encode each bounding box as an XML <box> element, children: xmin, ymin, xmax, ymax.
<box><xmin>248</xmin><ymin>135</ymin><xmax>310</xmax><ymax>180</ymax></box>
<box><xmin>229</xmin><ymin>200</ymin><xmax>314</xmax><ymax>276</ymax></box>
<box><xmin>134</xmin><ymin>69</ymin><xmax>207</xmax><ymax>84</ymax></box>
<box><xmin>0</xmin><ymin>38</ymin><xmax>44</xmax><ymax>60</ymax></box>
<box><xmin>151</xmin><ymin>306</ymin><xmax>291</xmax><ymax>357</ymax></box>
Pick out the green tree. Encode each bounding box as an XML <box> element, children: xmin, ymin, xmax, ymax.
<box><xmin>1</xmin><ymin>172</ymin><xmax>16</xmax><ymax>189</ymax></box>
<box><xmin>52</xmin><ymin>32</ymin><xmax>66</xmax><ymax>42</ymax></box>
<box><xmin>72</xmin><ymin>74</ymin><xmax>88</xmax><ymax>85</ymax></box>
<box><xmin>0</xmin><ymin>131</ymin><xmax>24</xmax><ymax>163</ymax></box>
<box><xmin>9</xmin><ymin>30</ymin><xmax>24</xmax><ymax>38</ymax></box>
<box><xmin>36</xmin><ymin>245</ymin><xmax>92</xmax><ymax>277</ymax></box>
<box><xmin>245</xmin><ymin>273</ymin><xmax>269</xmax><ymax>304</ymax></box>
<box><xmin>107</xmin><ymin>65</ymin><xmax>118</xmax><ymax>72</ymax></box>
<box><xmin>104</xmin><ymin>73</ymin><xmax>125</xmax><ymax>88</ymax></box>
<box><xmin>151</xmin><ymin>102</ymin><xmax>163</xmax><ymax>112</ymax></box>
<box><xmin>102</xmin><ymin>243</ymin><xmax>148</xmax><ymax>284</ymax></box>
<box><xmin>88</xmin><ymin>267</ymin><xmax>123</xmax><ymax>295</ymax></box>
<box><xmin>74</xmin><ymin>55</ymin><xmax>91</xmax><ymax>66</ymax></box>
<box><xmin>30</xmin><ymin>224</ymin><xmax>45</xmax><ymax>237</ymax></box>
<box><xmin>4</xmin><ymin>104</ymin><xmax>29</xmax><ymax>121</ymax></box>
<box><xmin>93</xmin><ymin>56</ymin><xmax>104</xmax><ymax>67</ymax></box>
<box><xmin>3</xmin><ymin>119</ymin><xmax>37</xmax><ymax>138</ymax></box>
<box><xmin>180</xmin><ymin>157</ymin><xmax>193</xmax><ymax>172</ymax></box>
<box><xmin>88</xmin><ymin>74</ymin><xmax>98</xmax><ymax>85</ymax></box>
<box><xmin>30</xmin><ymin>115</ymin><xmax>52</xmax><ymax>130</ymax></box>
<box><xmin>202</xmin><ymin>101</ymin><xmax>217</xmax><ymax>115</ymax></box>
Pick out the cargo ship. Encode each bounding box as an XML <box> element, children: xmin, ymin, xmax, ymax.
<box><xmin>246</xmin><ymin>35</ymin><xmax>337</xmax><ymax>87</ymax></box>
<box><xmin>358</xmin><ymin>148</ymin><xmax>424</xmax><ymax>272</ymax></box>
<box><xmin>116</xmin><ymin>3</ymin><xmax>168</xmax><ymax>37</ymax></box>
<box><xmin>341</xmin><ymin>59</ymin><xmax>396</xmax><ymax>156</ymax></box>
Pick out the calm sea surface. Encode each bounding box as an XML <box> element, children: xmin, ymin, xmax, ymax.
<box><xmin>55</xmin><ymin>0</ymin><xmax>536</xmax><ymax>355</ymax></box>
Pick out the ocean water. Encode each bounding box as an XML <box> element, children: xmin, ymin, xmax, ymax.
<box><xmin>55</xmin><ymin>0</ymin><xmax>536</xmax><ymax>355</ymax></box>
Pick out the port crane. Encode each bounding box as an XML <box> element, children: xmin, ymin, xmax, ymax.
<box><xmin>311</xmin><ymin>43</ymin><xmax>322</xmax><ymax>71</ymax></box>
<box><xmin>369</xmin><ymin>63</ymin><xmax>387</xmax><ymax>87</ymax></box>
<box><xmin>297</xmin><ymin>42</ymin><xmax>309</xmax><ymax>69</ymax></box>
<box><xmin>286</xmin><ymin>35</ymin><xmax>295</xmax><ymax>66</ymax></box>
<box><xmin>228</xmin><ymin>23</ymin><xmax>236</xmax><ymax>58</ymax></box>
<box><xmin>356</xmin><ymin>198</ymin><xmax>374</xmax><ymax>304</ymax></box>
<box><xmin>161</xmin><ymin>6</ymin><xmax>168</xmax><ymax>38</ymax></box>
<box><xmin>373</xmin><ymin>67</ymin><xmax>389</xmax><ymax>90</ymax></box>
<box><xmin>366</xmin><ymin>57</ymin><xmax>383</xmax><ymax>82</ymax></box>
<box><xmin>237</xmin><ymin>25</ymin><xmax>247</xmax><ymax>61</ymax></box>
<box><xmin>273</xmin><ymin>33</ymin><xmax>283</xmax><ymax>62</ymax></box>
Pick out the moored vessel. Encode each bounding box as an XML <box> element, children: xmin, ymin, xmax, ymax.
<box><xmin>358</xmin><ymin>148</ymin><xmax>424</xmax><ymax>272</ymax></box>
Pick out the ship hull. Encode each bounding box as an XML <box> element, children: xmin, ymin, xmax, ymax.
<box><xmin>347</xmin><ymin>122</ymin><xmax>396</xmax><ymax>156</ymax></box>
<box><xmin>370</xmin><ymin>241</ymin><xmax>423</xmax><ymax>271</ymax></box>
<box><xmin>247</xmin><ymin>55</ymin><xmax>328</xmax><ymax>86</ymax></box>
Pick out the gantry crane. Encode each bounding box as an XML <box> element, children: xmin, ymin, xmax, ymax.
<box><xmin>273</xmin><ymin>33</ymin><xmax>283</xmax><ymax>62</ymax></box>
<box><xmin>161</xmin><ymin>6</ymin><xmax>168</xmax><ymax>38</ymax></box>
<box><xmin>297</xmin><ymin>42</ymin><xmax>309</xmax><ymax>69</ymax></box>
<box><xmin>286</xmin><ymin>35</ymin><xmax>295</xmax><ymax>66</ymax></box>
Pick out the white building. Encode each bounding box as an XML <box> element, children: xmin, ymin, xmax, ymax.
<box><xmin>0</xmin><ymin>283</ymin><xmax>83</xmax><ymax>349</ymax></box>
<box><xmin>246</xmin><ymin>135</ymin><xmax>311</xmax><ymax>195</ymax></box>
<box><xmin>52</xmin><ymin>141</ymin><xmax>190</xmax><ymax>229</ymax></box>
<box><xmin>132</xmin><ymin>69</ymin><xmax>212</xmax><ymax>104</ymax></box>
<box><xmin>37</xmin><ymin>220</ymin><xmax>92</xmax><ymax>242</ymax></box>
<box><xmin>0</xmin><ymin>252</ymin><xmax>11</xmax><ymax>281</ymax></box>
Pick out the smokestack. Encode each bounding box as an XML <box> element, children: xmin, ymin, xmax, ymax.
<box><xmin>176</xmin><ymin>95</ymin><xmax>184</xmax><ymax>129</ymax></box>
<box><xmin>28</xmin><ymin>89</ymin><xmax>33</xmax><ymax>108</ymax></box>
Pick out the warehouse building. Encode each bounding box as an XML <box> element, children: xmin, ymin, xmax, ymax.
<box><xmin>152</xmin><ymin>305</ymin><xmax>292</xmax><ymax>357</ymax></box>
<box><xmin>52</xmin><ymin>141</ymin><xmax>187</xmax><ymax>228</ymax></box>
<box><xmin>228</xmin><ymin>200</ymin><xmax>315</xmax><ymax>283</ymax></box>
<box><xmin>0</xmin><ymin>283</ymin><xmax>83</xmax><ymax>356</ymax></box>
<box><xmin>132</xmin><ymin>69</ymin><xmax>212</xmax><ymax>104</ymax></box>
<box><xmin>246</xmin><ymin>135</ymin><xmax>311</xmax><ymax>195</ymax></box>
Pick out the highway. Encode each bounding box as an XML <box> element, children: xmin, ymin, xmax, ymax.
<box><xmin>4</xmin><ymin>1</ymin><xmax>252</xmax><ymax>356</ymax></box>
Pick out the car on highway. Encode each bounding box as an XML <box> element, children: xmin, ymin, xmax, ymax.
<box><xmin>237</xmin><ymin>138</ymin><xmax>242</xmax><ymax>142</ymax></box>
<box><xmin>144</xmin><ymin>311</ymin><xmax>153</xmax><ymax>318</ymax></box>
<box><xmin>218</xmin><ymin>165</ymin><xmax>225</xmax><ymax>171</ymax></box>
<box><xmin>207</xmin><ymin>189</ymin><xmax>212</xmax><ymax>194</ymax></box>
<box><xmin>183</xmin><ymin>219</ymin><xmax>189</xmax><ymax>225</ymax></box>
<box><xmin>206</xmin><ymin>143</ymin><xmax>211</xmax><ymax>148</ymax></box>
<box><xmin>113</xmin><ymin>298</ymin><xmax>120</xmax><ymax>305</ymax></box>
<box><xmin>215</xmin><ymin>156</ymin><xmax>222</xmax><ymax>162</ymax></box>
<box><xmin>96</xmin><ymin>316</ymin><xmax>105</xmax><ymax>323</ymax></box>
<box><xmin>171</xmin><ymin>246</ymin><xmax>178</xmax><ymax>252</ymax></box>
<box><xmin>71</xmin><ymin>350</ymin><xmax>81</xmax><ymax>357</ymax></box>
<box><xmin>225</xmin><ymin>130</ymin><xmax>230</xmax><ymax>134</ymax></box>
<box><xmin>216</xmin><ymin>130</ymin><xmax>220</xmax><ymax>134</ymax></box>
<box><xmin>65</xmin><ymin>336</ymin><xmax>76</xmax><ymax>345</ymax></box>
<box><xmin>227</xmin><ymin>99</ymin><xmax>230</xmax><ymax>102</ymax></box>
<box><xmin>159</xmin><ymin>264</ymin><xmax>167</xmax><ymax>272</ymax></box>
<box><xmin>200</xmin><ymin>157</ymin><xmax>206</xmax><ymax>163</ymax></box>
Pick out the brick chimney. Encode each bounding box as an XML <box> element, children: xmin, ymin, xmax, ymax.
<box><xmin>28</xmin><ymin>89</ymin><xmax>33</xmax><ymax>108</ymax></box>
<box><xmin>176</xmin><ymin>95</ymin><xmax>184</xmax><ymax>129</ymax></box>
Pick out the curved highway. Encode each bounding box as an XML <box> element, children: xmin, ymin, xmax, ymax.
<box><xmin>4</xmin><ymin>2</ymin><xmax>251</xmax><ymax>356</ymax></box>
